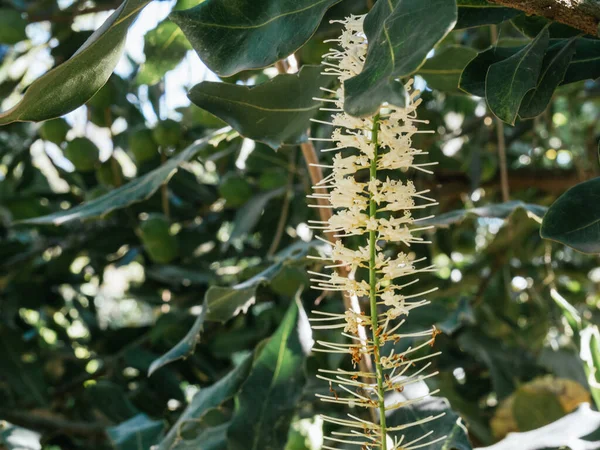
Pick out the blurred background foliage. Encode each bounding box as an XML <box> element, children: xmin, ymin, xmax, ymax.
<box><xmin>1</xmin><ymin>0</ymin><xmax>600</xmax><ymax>449</ymax></box>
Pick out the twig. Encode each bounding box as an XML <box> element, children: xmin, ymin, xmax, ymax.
<box><xmin>0</xmin><ymin>409</ymin><xmax>107</xmax><ymax>436</ymax></box>
<box><xmin>267</xmin><ymin>149</ymin><xmax>296</xmax><ymax>256</ymax></box>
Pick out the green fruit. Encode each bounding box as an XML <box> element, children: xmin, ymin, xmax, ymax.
<box><xmin>129</xmin><ymin>129</ymin><xmax>159</xmax><ymax>163</ymax></box>
<box><xmin>95</xmin><ymin>157</ymin><xmax>123</xmax><ymax>187</ymax></box>
<box><xmin>152</xmin><ymin>119</ymin><xmax>181</xmax><ymax>148</ymax></box>
<box><xmin>270</xmin><ymin>266</ymin><xmax>309</xmax><ymax>297</ymax></box>
<box><xmin>139</xmin><ymin>213</ymin><xmax>179</xmax><ymax>264</ymax></box>
<box><xmin>218</xmin><ymin>173</ymin><xmax>253</xmax><ymax>207</ymax></box>
<box><xmin>64</xmin><ymin>138</ymin><xmax>100</xmax><ymax>172</ymax></box>
<box><xmin>0</xmin><ymin>9</ymin><xmax>27</xmax><ymax>44</ymax></box>
<box><xmin>39</xmin><ymin>118</ymin><xmax>70</xmax><ymax>145</ymax></box>
<box><xmin>258</xmin><ymin>168</ymin><xmax>288</xmax><ymax>191</ymax></box>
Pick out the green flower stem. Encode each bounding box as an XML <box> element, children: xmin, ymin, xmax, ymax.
<box><xmin>369</xmin><ymin>113</ymin><xmax>387</xmax><ymax>448</ymax></box>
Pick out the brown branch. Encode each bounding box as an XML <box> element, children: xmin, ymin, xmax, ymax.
<box><xmin>488</xmin><ymin>0</ymin><xmax>599</xmax><ymax>36</ymax></box>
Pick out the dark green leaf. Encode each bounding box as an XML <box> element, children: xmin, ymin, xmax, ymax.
<box><xmin>386</xmin><ymin>395</ymin><xmax>472</xmax><ymax>450</ymax></box>
<box><xmin>478</xmin><ymin>404</ymin><xmax>600</xmax><ymax>450</ymax></box>
<box><xmin>227</xmin><ymin>298</ymin><xmax>311</xmax><ymax>450</ymax></box>
<box><xmin>540</xmin><ymin>177</ymin><xmax>600</xmax><ymax>254</ymax></box>
<box><xmin>418</xmin><ymin>46</ymin><xmax>478</xmax><ymax>92</ymax></box>
<box><xmin>148</xmin><ymin>305</ymin><xmax>207</xmax><ymax>376</ymax></box>
<box><xmin>146</xmin><ymin>265</ymin><xmax>215</xmax><ymax>286</ymax></box>
<box><xmin>136</xmin><ymin>20</ymin><xmax>191</xmax><ymax>86</ymax></box>
<box><xmin>169</xmin><ymin>0</ymin><xmax>340</xmax><ymax>77</ymax></box>
<box><xmin>226</xmin><ymin>187</ymin><xmax>286</xmax><ymax>248</ymax></box>
<box><xmin>519</xmin><ymin>38</ymin><xmax>577</xmax><ymax>119</ymax></box>
<box><xmin>459</xmin><ymin>46</ymin><xmax>521</xmax><ymax>97</ymax></box>
<box><xmin>563</xmin><ymin>39</ymin><xmax>600</xmax><ymax>85</ymax></box>
<box><xmin>188</xmin><ymin>66</ymin><xmax>325</xmax><ymax>149</ymax></box>
<box><xmin>420</xmin><ymin>201</ymin><xmax>546</xmax><ymax>228</ymax></box>
<box><xmin>486</xmin><ymin>27</ymin><xmax>549</xmax><ymax>124</ymax></box>
<box><xmin>344</xmin><ymin>0</ymin><xmax>457</xmax><ymax>117</ymax></box>
<box><xmin>456</xmin><ymin>0</ymin><xmax>521</xmax><ymax>29</ymax></box>
<box><xmin>107</xmin><ymin>414</ymin><xmax>164</xmax><ymax>450</ymax></box>
<box><xmin>86</xmin><ymin>381</ymin><xmax>139</xmax><ymax>422</ymax></box>
<box><xmin>0</xmin><ymin>0</ymin><xmax>150</xmax><ymax>125</ymax></box>
<box><xmin>511</xmin><ymin>14</ymin><xmax>582</xmax><ymax>39</ymax></box>
<box><xmin>156</xmin><ymin>357</ymin><xmax>253</xmax><ymax>450</ymax></box>
<box><xmin>205</xmin><ymin>262</ymin><xmax>283</xmax><ymax>322</ymax></box>
<box><xmin>18</xmin><ymin>132</ymin><xmax>220</xmax><ymax>225</ymax></box>
<box><xmin>171</xmin><ymin>423</ymin><xmax>228</xmax><ymax>450</ymax></box>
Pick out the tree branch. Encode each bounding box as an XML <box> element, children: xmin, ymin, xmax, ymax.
<box><xmin>488</xmin><ymin>0</ymin><xmax>599</xmax><ymax>36</ymax></box>
<box><xmin>0</xmin><ymin>409</ymin><xmax>107</xmax><ymax>436</ymax></box>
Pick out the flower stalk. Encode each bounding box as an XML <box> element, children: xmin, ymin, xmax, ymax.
<box><xmin>308</xmin><ymin>15</ymin><xmax>445</xmax><ymax>449</ymax></box>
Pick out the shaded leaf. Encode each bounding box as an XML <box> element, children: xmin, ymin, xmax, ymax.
<box><xmin>188</xmin><ymin>66</ymin><xmax>325</xmax><ymax>149</ymax></box>
<box><xmin>476</xmin><ymin>404</ymin><xmax>600</xmax><ymax>450</ymax></box>
<box><xmin>418</xmin><ymin>46</ymin><xmax>478</xmax><ymax>92</ymax></box>
<box><xmin>519</xmin><ymin>38</ymin><xmax>577</xmax><ymax>119</ymax></box>
<box><xmin>512</xmin><ymin>14</ymin><xmax>582</xmax><ymax>39</ymax></box>
<box><xmin>456</xmin><ymin>0</ymin><xmax>521</xmax><ymax>29</ymax></box>
<box><xmin>540</xmin><ymin>177</ymin><xmax>600</xmax><ymax>254</ymax></box>
<box><xmin>563</xmin><ymin>39</ymin><xmax>600</xmax><ymax>85</ymax></box>
<box><xmin>155</xmin><ymin>357</ymin><xmax>253</xmax><ymax>450</ymax></box>
<box><xmin>86</xmin><ymin>381</ymin><xmax>139</xmax><ymax>422</ymax></box>
<box><xmin>226</xmin><ymin>186</ymin><xmax>286</xmax><ymax>248</ymax></box>
<box><xmin>146</xmin><ymin>265</ymin><xmax>215</xmax><ymax>286</ymax></box>
<box><xmin>344</xmin><ymin>0</ymin><xmax>457</xmax><ymax>117</ymax></box>
<box><xmin>205</xmin><ymin>262</ymin><xmax>283</xmax><ymax>322</ymax></box>
<box><xmin>486</xmin><ymin>27</ymin><xmax>549</xmax><ymax>124</ymax></box>
<box><xmin>169</xmin><ymin>0</ymin><xmax>340</xmax><ymax>77</ymax></box>
<box><xmin>107</xmin><ymin>414</ymin><xmax>164</xmax><ymax>450</ymax></box>
<box><xmin>227</xmin><ymin>298</ymin><xmax>311</xmax><ymax>450</ymax></box>
<box><xmin>171</xmin><ymin>423</ymin><xmax>228</xmax><ymax>450</ymax></box>
<box><xmin>420</xmin><ymin>201</ymin><xmax>546</xmax><ymax>228</ymax></box>
<box><xmin>18</xmin><ymin>133</ymin><xmax>220</xmax><ymax>225</ymax></box>
<box><xmin>148</xmin><ymin>305</ymin><xmax>206</xmax><ymax>376</ymax></box>
<box><xmin>0</xmin><ymin>0</ymin><xmax>150</xmax><ymax>125</ymax></box>
<box><xmin>387</xmin><ymin>395</ymin><xmax>472</xmax><ymax>450</ymax></box>
<box><xmin>136</xmin><ymin>20</ymin><xmax>191</xmax><ymax>86</ymax></box>
<box><xmin>459</xmin><ymin>46</ymin><xmax>521</xmax><ymax>97</ymax></box>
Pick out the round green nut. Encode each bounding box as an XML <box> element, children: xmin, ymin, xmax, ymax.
<box><xmin>258</xmin><ymin>168</ymin><xmax>288</xmax><ymax>191</ymax></box>
<box><xmin>129</xmin><ymin>129</ymin><xmax>159</xmax><ymax>163</ymax></box>
<box><xmin>95</xmin><ymin>157</ymin><xmax>123</xmax><ymax>187</ymax></box>
<box><xmin>218</xmin><ymin>173</ymin><xmax>253</xmax><ymax>207</ymax></box>
<box><xmin>64</xmin><ymin>137</ymin><xmax>100</xmax><ymax>172</ymax></box>
<box><xmin>152</xmin><ymin>119</ymin><xmax>181</xmax><ymax>148</ymax></box>
<box><xmin>139</xmin><ymin>213</ymin><xmax>179</xmax><ymax>264</ymax></box>
<box><xmin>39</xmin><ymin>118</ymin><xmax>70</xmax><ymax>145</ymax></box>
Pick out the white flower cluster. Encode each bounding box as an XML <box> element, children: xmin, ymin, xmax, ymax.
<box><xmin>307</xmin><ymin>15</ymin><xmax>445</xmax><ymax>450</ymax></box>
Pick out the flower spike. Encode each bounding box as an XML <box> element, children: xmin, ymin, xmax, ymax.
<box><xmin>309</xmin><ymin>14</ymin><xmax>444</xmax><ymax>450</ymax></box>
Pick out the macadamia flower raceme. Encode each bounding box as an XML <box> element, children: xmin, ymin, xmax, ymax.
<box><xmin>307</xmin><ymin>15</ymin><xmax>445</xmax><ymax>450</ymax></box>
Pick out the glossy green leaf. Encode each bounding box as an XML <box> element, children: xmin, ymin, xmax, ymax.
<box><xmin>420</xmin><ymin>201</ymin><xmax>546</xmax><ymax>228</ymax></box>
<box><xmin>227</xmin><ymin>298</ymin><xmax>311</xmax><ymax>450</ymax></box>
<box><xmin>148</xmin><ymin>305</ymin><xmax>207</xmax><ymax>376</ymax></box>
<box><xmin>455</xmin><ymin>0</ymin><xmax>521</xmax><ymax>29</ymax></box>
<box><xmin>459</xmin><ymin>46</ymin><xmax>521</xmax><ymax>97</ymax></box>
<box><xmin>541</xmin><ymin>177</ymin><xmax>600</xmax><ymax>254</ymax></box>
<box><xmin>519</xmin><ymin>38</ymin><xmax>577</xmax><ymax>119</ymax></box>
<box><xmin>563</xmin><ymin>39</ymin><xmax>600</xmax><ymax>85</ymax></box>
<box><xmin>205</xmin><ymin>262</ymin><xmax>283</xmax><ymax>322</ymax></box>
<box><xmin>156</xmin><ymin>357</ymin><xmax>253</xmax><ymax>450</ymax></box>
<box><xmin>0</xmin><ymin>0</ymin><xmax>150</xmax><ymax>125</ymax></box>
<box><xmin>343</xmin><ymin>0</ymin><xmax>457</xmax><ymax>117</ymax></box>
<box><xmin>188</xmin><ymin>66</ymin><xmax>325</xmax><ymax>149</ymax></box>
<box><xmin>418</xmin><ymin>46</ymin><xmax>477</xmax><ymax>92</ymax></box>
<box><xmin>136</xmin><ymin>20</ymin><xmax>191</xmax><ymax>86</ymax></box>
<box><xmin>511</xmin><ymin>14</ymin><xmax>581</xmax><ymax>39</ymax></box>
<box><xmin>18</xmin><ymin>133</ymin><xmax>221</xmax><ymax>225</ymax></box>
<box><xmin>107</xmin><ymin>414</ymin><xmax>164</xmax><ymax>450</ymax></box>
<box><xmin>476</xmin><ymin>404</ymin><xmax>600</xmax><ymax>450</ymax></box>
<box><xmin>486</xmin><ymin>27</ymin><xmax>549</xmax><ymax>124</ymax></box>
<box><xmin>169</xmin><ymin>0</ymin><xmax>340</xmax><ymax>77</ymax></box>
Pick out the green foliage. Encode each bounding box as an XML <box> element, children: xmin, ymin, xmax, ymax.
<box><xmin>2</xmin><ymin>0</ymin><xmax>600</xmax><ymax>449</ymax></box>
<box><xmin>169</xmin><ymin>0</ymin><xmax>341</xmax><ymax>76</ymax></box>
